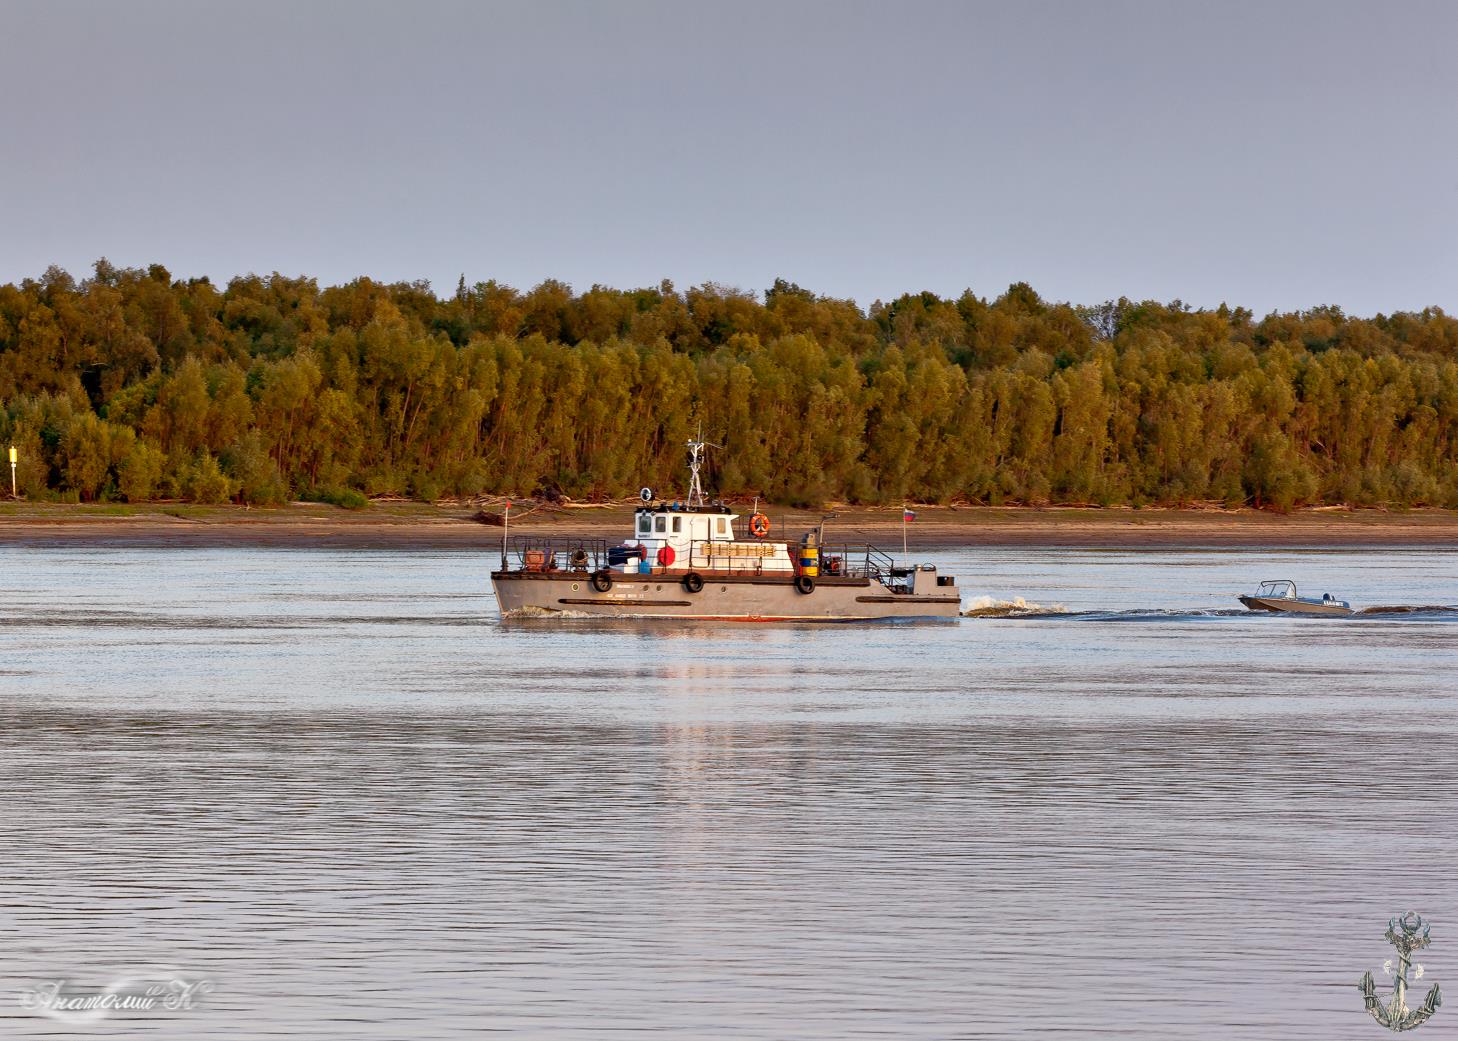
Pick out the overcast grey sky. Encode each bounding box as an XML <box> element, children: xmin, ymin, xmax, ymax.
<box><xmin>2</xmin><ymin>0</ymin><xmax>1454</xmax><ymax>315</ymax></box>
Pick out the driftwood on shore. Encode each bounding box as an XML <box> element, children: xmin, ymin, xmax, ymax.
<box><xmin>471</xmin><ymin>500</ymin><xmax>548</xmax><ymax>526</ymax></box>
<box><xmin>461</xmin><ymin>490</ymin><xmax>649</xmax><ymax>525</ymax></box>
<box><xmin>2</xmin><ymin>502</ymin><xmax>1456</xmax><ymax>550</ymax></box>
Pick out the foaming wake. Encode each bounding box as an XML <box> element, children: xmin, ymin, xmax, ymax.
<box><xmin>961</xmin><ymin>596</ymin><xmax>1068</xmax><ymax>618</ymax></box>
<box><xmin>964</xmin><ymin>602</ymin><xmax>1265</xmax><ymax>621</ymax></box>
<box><xmin>501</xmin><ymin>605</ymin><xmax>597</xmax><ymax>619</ymax></box>
<box><xmin>1358</xmin><ymin>605</ymin><xmax>1458</xmax><ymax>617</ymax></box>
<box><xmin>962</xmin><ymin>602</ymin><xmax>1458</xmax><ymax>622</ymax></box>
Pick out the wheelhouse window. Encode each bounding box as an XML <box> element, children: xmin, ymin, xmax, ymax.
<box><xmin>672</xmin><ymin>516</ymin><xmax>682</xmax><ymax>534</ymax></box>
<box><xmin>654</xmin><ymin>515</ymin><xmax>667</xmax><ymax>534</ymax></box>
<box><xmin>637</xmin><ymin>515</ymin><xmax>651</xmax><ymax>536</ymax></box>
<box><xmin>715</xmin><ymin>518</ymin><xmax>727</xmax><ymax>536</ymax></box>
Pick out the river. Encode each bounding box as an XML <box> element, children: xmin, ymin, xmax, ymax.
<box><xmin>1</xmin><ymin>545</ymin><xmax>1454</xmax><ymax>1039</ymax></box>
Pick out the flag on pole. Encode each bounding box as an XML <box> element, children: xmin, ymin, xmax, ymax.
<box><xmin>903</xmin><ymin>509</ymin><xmax>916</xmax><ymax>522</ymax></box>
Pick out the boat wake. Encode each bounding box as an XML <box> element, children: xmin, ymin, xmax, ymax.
<box><xmin>1357</xmin><ymin>605</ymin><xmax>1458</xmax><ymax>617</ymax></box>
<box><xmin>1070</xmin><ymin>608</ymin><xmax>1253</xmax><ymax>621</ymax></box>
<box><xmin>501</xmin><ymin>605</ymin><xmax>598</xmax><ymax>619</ymax></box>
<box><xmin>965</xmin><ymin>605</ymin><xmax>1251</xmax><ymax>621</ymax></box>
<box><xmin>961</xmin><ymin>596</ymin><xmax>1068</xmax><ymax>618</ymax></box>
<box><xmin>962</xmin><ymin>603</ymin><xmax>1458</xmax><ymax>622</ymax></box>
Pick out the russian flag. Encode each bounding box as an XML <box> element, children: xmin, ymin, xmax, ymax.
<box><xmin>903</xmin><ymin>508</ymin><xmax>916</xmax><ymax>522</ymax></box>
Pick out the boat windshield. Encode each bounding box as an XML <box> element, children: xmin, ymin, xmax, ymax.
<box><xmin>1255</xmin><ymin>580</ymin><xmax>1297</xmax><ymax>599</ymax></box>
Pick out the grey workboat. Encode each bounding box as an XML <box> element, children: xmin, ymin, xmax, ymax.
<box><xmin>1238</xmin><ymin>579</ymin><xmax>1354</xmax><ymax>616</ymax></box>
<box><xmin>490</xmin><ymin>438</ymin><xmax>960</xmax><ymax>621</ymax></box>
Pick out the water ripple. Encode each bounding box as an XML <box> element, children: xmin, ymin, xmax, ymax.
<box><xmin>0</xmin><ymin>545</ymin><xmax>1454</xmax><ymax>1040</ymax></box>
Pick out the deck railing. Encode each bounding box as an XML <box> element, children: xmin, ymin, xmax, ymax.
<box><xmin>505</xmin><ymin>534</ymin><xmax>901</xmax><ymax>584</ymax></box>
<box><xmin>814</xmin><ymin>543</ymin><xmax>897</xmax><ymax>582</ymax></box>
<box><xmin>686</xmin><ymin>541</ymin><xmax>787</xmax><ymax>575</ymax></box>
<box><xmin>506</xmin><ymin>536</ymin><xmax>609</xmax><ymax>573</ymax></box>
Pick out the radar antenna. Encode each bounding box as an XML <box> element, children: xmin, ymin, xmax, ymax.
<box><xmin>685</xmin><ymin>424</ymin><xmax>721</xmax><ymax>509</ymax></box>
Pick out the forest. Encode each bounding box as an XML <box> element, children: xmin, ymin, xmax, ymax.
<box><xmin>1</xmin><ymin>260</ymin><xmax>1456</xmax><ymax>511</ymax></box>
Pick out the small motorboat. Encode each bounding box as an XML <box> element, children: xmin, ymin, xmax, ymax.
<box><xmin>1238</xmin><ymin>579</ymin><xmax>1354</xmax><ymax>617</ymax></box>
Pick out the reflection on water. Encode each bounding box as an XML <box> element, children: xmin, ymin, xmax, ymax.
<box><xmin>0</xmin><ymin>546</ymin><xmax>1455</xmax><ymax>1039</ymax></box>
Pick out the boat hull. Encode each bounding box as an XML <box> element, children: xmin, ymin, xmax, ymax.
<box><xmin>493</xmin><ymin>570</ymin><xmax>961</xmax><ymax>620</ymax></box>
<box><xmin>1238</xmin><ymin>595</ymin><xmax>1354</xmax><ymax>617</ymax></box>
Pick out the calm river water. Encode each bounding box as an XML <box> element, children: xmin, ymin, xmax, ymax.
<box><xmin>1</xmin><ymin>544</ymin><xmax>1455</xmax><ymax>1039</ymax></box>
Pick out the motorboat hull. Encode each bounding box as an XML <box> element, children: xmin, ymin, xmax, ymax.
<box><xmin>493</xmin><ymin>570</ymin><xmax>961</xmax><ymax>620</ymax></box>
<box><xmin>1238</xmin><ymin>595</ymin><xmax>1354</xmax><ymax>617</ymax></box>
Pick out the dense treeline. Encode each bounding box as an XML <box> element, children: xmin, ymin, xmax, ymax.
<box><xmin>2</xmin><ymin>261</ymin><xmax>1456</xmax><ymax>510</ymax></box>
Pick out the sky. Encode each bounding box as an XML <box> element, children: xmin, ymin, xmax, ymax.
<box><xmin>1</xmin><ymin>0</ymin><xmax>1454</xmax><ymax>316</ymax></box>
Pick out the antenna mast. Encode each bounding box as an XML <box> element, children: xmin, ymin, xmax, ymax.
<box><xmin>685</xmin><ymin>424</ymin><xmax>721</xmax><ymax>509</ymax></box>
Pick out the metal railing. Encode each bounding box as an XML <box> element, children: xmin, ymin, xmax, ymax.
<box><xmin>685</xmin><ymin>541</ymin><xmax>789</xmax><ymax>575</ymax></box>
<box><xmin>679</xmin><ymin>540</ymin><xmax>896</xmax><ymax>581</ymax></box>
<box><xmin>813</xmin><ymin>543</ymin><xmax>896</xmax><ymax>582</ymax></box>
<box><xmin>506</xmin><ymin>536</ymin><xmax>609</xmax><ymax>573</ymax></box>
<box><xmin>503</xmin><ymin>533</ymin><xmax>903</xmax><ymax>584</ymax></box>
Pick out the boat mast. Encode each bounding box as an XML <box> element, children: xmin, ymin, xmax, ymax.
<box><xmin>685</xmin><ymin>424</ymin><xmax>720</xmax><ymax>509</ymax></box>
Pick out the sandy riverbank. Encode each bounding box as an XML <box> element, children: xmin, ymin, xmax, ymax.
<box><xmin>2</xmin><ymin>502</ymin><xmax>1456</xmax><ymax>549</ymax></box>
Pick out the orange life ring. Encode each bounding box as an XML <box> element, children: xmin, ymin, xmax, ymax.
<box><xmin>657</xmin><ymin>545</ymin><xmax>676</xmax><ymax>567</ymax></box>
<box><xmin>749</xmin><ymin>513</ymin><xmax>770</xmax><ymax>538</ymax></box>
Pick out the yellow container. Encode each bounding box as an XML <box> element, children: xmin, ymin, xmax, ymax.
<box><xmin>799</xmin><ymin>544</ymin><xmax>819</xmax><ymax>577</ymax></box>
